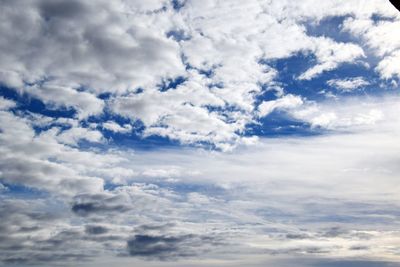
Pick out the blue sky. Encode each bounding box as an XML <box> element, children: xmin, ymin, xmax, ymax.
<box><xmin>1</xmin><ymin>0</ymin><xmax>400</xmax><ymax>266</ymax></box>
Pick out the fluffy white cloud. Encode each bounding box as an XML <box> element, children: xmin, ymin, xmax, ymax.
<box><xmin>258</xmin><ymin>94</ymin><xmax>303</xmax><ymax>117</ymax></box>
<box><xmin>0</xmin><ymin>97</ymin><xmax>16</xmax><ymax>110</ymax></box>
<box><xmin>27</xmin><ymin>83</ymin><xmax>104</xmax><ymax>119</ymax></box>
<box><xmin>327</xmin><ymin>77</ymin><xmax>370</xmax><ymax>91</ymax></box>
<box><xmin>102</xmin><ymin>121</ymin><xmax>132</xmax><ymax>134</ymax></box>
<box><xmin>0</xmin><ymin>110</ymin><xmax>117</xmax><ymax>195</ymax></box>
<box><xmin>376</xmin><ymin>50</ymin><xmax>400</xmax><ymax>79</ymax></box>
<box><xmin>2</xmin><ymin>1</ymin><xmax>400</xmax><ymax>266</ymax></box>
<box><xmin>0</xmin><ymin>0</ymin><xmax>184</xmax><ymax>92</ymax></box>
<box><xmin>298</xmin><ymin>38</ymin><xmax>365</xmax><ymax>80</ymax></box>
<box><xmin>2</xmin><ymin>0</ymin><xmax>395</xmax><ymax>148</ymax></box>
<box><xmin>290</xmin><ymin>97</ymin><xmax>388</xmax><ymax>129</ymax></box>
<box><xmin>342</xmin><ymin>14</ymin><xmax>400</xmax><ymax>79</ymax></box>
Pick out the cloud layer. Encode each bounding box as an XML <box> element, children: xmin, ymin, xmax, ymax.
<box><xmin>1</xmin><ymin>0</ymin><xmax>400</xmax><ymax>266</ymax></box>
<box><xmin>1</xmin><ymin>0</ymin><xmax>399</xmax><ymax>149</ymax></box>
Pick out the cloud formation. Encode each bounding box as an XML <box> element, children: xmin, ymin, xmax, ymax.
<box><xmin>0</xmin><ymin>0</ymin><xmax>398</xmax><ymax>149</ymax></box>
<box><xmin>1</xmin><ymin>1</ymin><xmax>400</xmax><ymax>266</ymax></box>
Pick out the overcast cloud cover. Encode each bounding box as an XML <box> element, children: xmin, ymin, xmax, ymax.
<box><xmin>1</xmin><ymin>0</ymin><xmax>400</xmax><ymax>266</ymax></box>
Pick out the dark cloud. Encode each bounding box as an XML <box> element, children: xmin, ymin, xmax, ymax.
<box><xmin>349</xmin><ymin>245</ymin><xmax>369</xmax><ymax>251</ymax></box>
<box><xmin>2</xmin><ymin>252</ymin><xmax>91</xmax><ymax>266</ymax></box>
<box><xmin>320</xmin><ymin>227</ymin><xmax>348</xmax><ymax>238</ymax></box>
<box><xmin>127</xmin><ymin>234</ymin><xmax>192</xmax><ymax>258</ymax></box>
<box><xmin>38</xmin><ymin>0</ymin><xmax>89</xmax><ymax>20</ymax></box>
<box><xmin>71</xmin><ymin>193</ymin><xmax>131</xmax><ymax>216</ymax></box>
<box><xmin>72</xmin><ymin>201</ymin><xmax>129</xmax><ymax>216</ymax></box>
<box><xmin>0</xmin><ymin>199</ymin><xmax>101</xmax><ymax>265</ymax></box>
<box><xmin>85</xmin><ymin>225</ymin><xmax>109</xmax><ymax>235</ymax></box>
<box><xmin>126</xmin><ymin>233</ymin><xmax>223</xmax><ymax>260</ymax></box>
<box><xmin>285</xmin><ymin>233</ymin><xmax>311</xmax><ymax>240</ymax></box>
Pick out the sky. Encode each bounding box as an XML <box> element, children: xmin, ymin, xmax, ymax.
<box><xmin>1</xmin><ymin>0</ymin><xmax>400</xmax><ymax>266</ymax></box>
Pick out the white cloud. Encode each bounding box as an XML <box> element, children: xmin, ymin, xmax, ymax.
<box><xmin>0</xmin><ymin>97</ymin><xmax>16</xmax><ymax>110</ymax></box>
<box><xmin>258</xmin><ymin>94</ymin><xmax>303</xmax><ymax>117</ymax></box>
<box><xmin>27</xmin><ymin>84</ymin><xmax>105</xmax><ymax>119</ymax></box>
<box><xmin>55</xmin><ymin>126</ymin><xmax>104</xmax><ymax>146</ymax></box>
<box><xmin>2</xmin><ymin>1</ymin><xmax>400</xmax><ymax>266</ymax></box>
<box><xmin>109</xmin><ymin>70</ymin><xmax>253</xmax><ymax>150</ymax></box>
<box><xmin>1</xmin><ymin>95</ymin><xmax>400</xmax><ymax>265</ymax></box>
<box><xmin>0</xmin><ymin>0</ymin><xmax>184</xmax><ymax>92</ymax></box>
<box><xmin>376</xmin><ymin>50</ymin><xmax>400</xmax><ymax>79</ymax></box>
<box><xmin>291</xmin><ymin>97</ymin><xmax>387</xmax><ymax>129</ymax></box>
<box><xmin>298</xmin><ymin>38</ymin><xmax>365</xmax><ymax>80</ymax></box>
<box><xmin>0</xmin><ymin>110</ymin><xmax>114</xmax><ymax>195</ymax></box>
<box><xmin>342</xmin><ymin>15</ymin><xmax>400</xmax><ymax>79</ymax></box>
<box><xmin>102</xmin><ymin>121</ymin><xmax>132</xmax><ymax>134</ymax></box>
<box><xmin>1</xmin><ymin>0</ymin><xmax>391</xmax><ymax>148</ymax></box>
<box><xmin>327</xmin><ymin>77</ymin><xmax>370</xmax><ymax>91</ymax></box>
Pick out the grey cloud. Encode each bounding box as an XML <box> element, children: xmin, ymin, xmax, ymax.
<box><xmin>0</xmin><ymin>199</ymin><xmax>96</xmax><ymax>265</ymax></box>
<box><xmin>0</xmin><ymin>3</ymin><xmax>399</xmax><ymax>265</ymax></box>
<box><xmin>349</xmin><ymin>245</ymin><xmax>370</xmax><ymax>251</ymax></box>
<box><xmin>85</xmin><ymin>225</ymin><xmax>109</xmax><ymax>235</ymax></box>
<box><xmin>285</xmin><ymin>233</ymin><xmax>311</xmax><ymax>240</ymax></box>
<box><xmin>0</xmin><ymin>0</ymin><xmax>184</xmax><ymax>91</ymax></box>
<box><xmin>71</xmin><ymin>194</ymin><xmax>131</xmax><ymax>217</ymax></box>
<box><xmin>320</xmin><ymin>227</ymin><xmax>348</xmax><ymax>238</ymax></box>
<box><xmin>0</xmin><ymin>109</ymin><xmax>116</xmax><ymax>195</ymax></box>
<box><xmin>312</xmin><ymin>261</ymin><xmax>400</xmax><ymax>267</ymax></box>
<box><xmin>317</xmin><ymin>227</ymin><xmax>373</xmax><ymax>240</ymax></box>
<box><xmin>0</xmin><ymin>154</ymin><xmax>104</xmax><ymax>196</ymax></box>
<box><xmin>127</xmin><ymin>234</ymin><xmax>193</xmax><ymax>258</ymax></box>
<box><xmin>38</xmin><ymin>0</ymin><xmax>89</xmax><ymax>20</ymax></box>
<box><xmin>70</xmin><ymin>184</ymin><xmax>182</xmax><ymax>220</ymax></box>
<box><xmin>0</xmin><ymin>197</ymin><xmax>131</xmax><ymax>266</ymax></box>
<box><xmin>2</xmin><ymin>252</ymin><xmax>91</xmax><ymax>266</ymax></box>
<box><xmin>126</xmin><ymin>233</ymin><xmax>222</xmax><ymax>260</ymax></box>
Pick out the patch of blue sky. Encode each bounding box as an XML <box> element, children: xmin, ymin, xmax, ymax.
<box><xmin>166</xmin><ymin>29</ymin><xmax>191</xmax><ymax>42</ymax></box>
<box><xmin>108</xmin><ymin>133</ymin><xmax>184</xmax><ymax>151</ymax></box>
<box><xmin>197</xmin><ymin>68</ymin><xmax>215</xmax><ymax>78</ymax></box>
<box><xmin>0</xmin><ymin>85</ymin><xmax>76</xmax><ymax>118</ymax></box>
<box><xmin>85</xmin><ymin>111</ymin><xmax>132</xmax><ymax>128</ymax></box>
<box><xmin>103</xmin><ymin>182</ymin><xmax>125</xmax><ymax>191</ymax></box>
<box><xmin>157</xmin><ymin>76</ymin><xmax>187</xmax><ymax>91</ymax></box>
<box><xmin>303</xmin><ymin>14</ymin><xmax>398</xmax><ymax>79</ymax></box>
<box><xmin>245</xmin><ymin>110</ymin><xmax>321</xmax><ymax>138</ymax></box>
<box><xmin>88</xmin><ymin>115</ymin><xmax>183</xmax><ymax>150</ymax></box>
<box><xmin>0</xmin><ymin>87</ymin><xmax>178</xmax><ymax>150</ymax></box>
<box><xmin>262</xmin><ymin>53</ymin><xmax>390</xmax><ymax>101</ymax></box>
<box><xmin>182</xmin><ymin>57</ymin><xmax>218</xmax><ymax>78</ymax></box>
<box><xmin>171</xmin><ymin>0</ymin><xmax>185</xmax><ymax>11</ymax></box>
<box><xmin>257</xmin><ymin>85</ymin><xmax>282</xmax><ymax>102</ymax></box>
<box><xmin>261</xmin><ymin>53</ymin><xmax>324</xmax><ymax>100</ymax></box>
<box><xmin>370</xmin><ymin>13</ymin><xmax>399</xmax><ymax>23</ymax></box>
<box><xmin>305</xmin><ymin>15</ymin><xmax>355</xmax><ymax>43</ymax></box>
<box><xmin>32</xmin><ymin>121</ymin><xmax>73</xmax><ymax>136</ymax></box>
<box><xmin>0</xmin><ymin>183</ymin><xmax>49</xmax><ymax>199</ymax></box>
<box><xmin>98</xmin><ymin>92</ymin><xmax>113</xmax><ymax>100</ymax></box>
